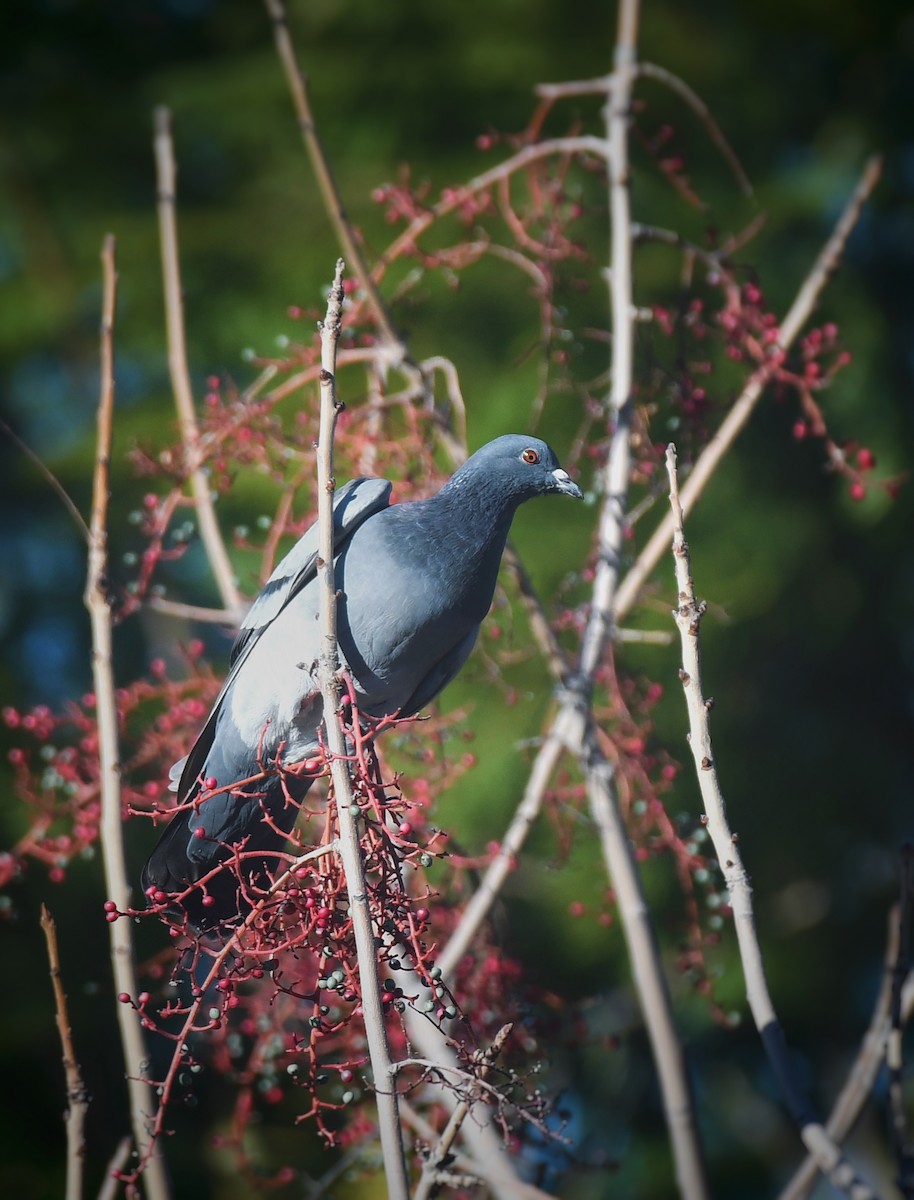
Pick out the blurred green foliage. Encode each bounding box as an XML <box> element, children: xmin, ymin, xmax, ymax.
<box><xmin>2</xmin><ymin>0</ymin><xmax>913</xmax><ymax>1197</ymax></box>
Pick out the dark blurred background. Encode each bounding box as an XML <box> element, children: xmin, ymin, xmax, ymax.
<box><xmin>1</xmin><ymin>1</ymin><xmax>913</xmax><ymax>1197</ymax></box>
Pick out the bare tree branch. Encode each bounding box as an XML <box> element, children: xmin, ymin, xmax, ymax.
<box><xmin>153</xmin><ymin>107</ymin><xmax>243</xmax><ymax>621</ymax></box>
<box><xmin>313</xmin><ymin>260</ymin><xmax>410</xmax><ymax>1198</ymax></box>
<box><xmin>614</xmin><ymin>154</ymin><xmax>883</xmax><ymax>625</ymax></box>
<box><xmin>636</xmin><ymin>62</ymin><xmax>753</xmax><ymax>197</ymax></box>
<box><xmin>779</xmin><ymin>907</ymin><xmax>914</xmax><ymax>1200</ymax></box>
<box><xmin>40</xmin><ymin>905</ymin><xmax>88</xmax><ymax>1200</ymax></box>
<box><xmin>263</xmin><ymin>0</ymin><xmax>404</xmax><ymax>361</ymax></box>
<box><xmin>665</xmin><ymin>441</ymin><xmax>878</xmax><ymax>1200</ymax></box>
<box><xmin>889</xmin><ymin>849</ymin><xmax>914</xmax><ymax>1194</ymax></box>
<box><xmin>85</xmin><ymin>234</ymin><xmax>171</xmax><ymax>1200</ymax></box>
<box><xmin>413</xmin><ymin>1024</ymin><xmax>514</xmax><ymax>1200</ymax></box>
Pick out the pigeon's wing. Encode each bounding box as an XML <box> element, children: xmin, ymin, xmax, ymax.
<box><xmin>173</xmin><ymin>478</ymin><xmax>391</xmax><ymax>803</ymax></box>
<box><xmin>231</xmin><ymin>478</ymin><xmax>392</xmax><ymax>666</ymax></box>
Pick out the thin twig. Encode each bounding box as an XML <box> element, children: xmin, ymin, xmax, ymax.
<box><xmin>40</xmin><ymin>905</ymin><xmax>88</xmax><ymax>1200</ymax></box>
<box><xmin>0</xmin><ymin>418</ymin><xmax>90</xmax><ymax>542</ymax></box>
<box><xmin>262</xmin><ymin>0</ymin><xmax>404</xmax><ymax>360</ymax></box>
<box><xmin>400</xmin><ymin>1101</ymin><xmax>556</xmax><ymax>1200</ymax></box>
<box><xmin>402</xmin><ymin>1009</ymin><xmax>538</xmax><ymax>1200</ymax></box>
<box><xmin>614</xmin><ymin>154</ymin><xmax>883</xmax><ymax>625</ymax></box>
<box><xmin>889</xmin><ymin>848</ymin><xmax>914</xmax><ymax>1194</ymax></box>
<box><xmin>636</xmin><ymin>62</ymin><xmax>752</xmax><ymax>197</ymax></box>
<box><xmin>665</xmin><ymin>442</ymin><xmax>877</xmax><ymax>1199</ymax></box>
<box><xmin>779</xmin><ymin>907</ymin><xmax>914</xmax><ymax>1200</ymax></box>
<box><xmin>414</xmin><ymin>1025</ymin><xmax>513</xmax><ymax>1200</ymax></box>
<box><xmin>97</xmin><ymin>1138</ymin><xmax>133</xmax><ymax>1200</ymax></box>
<box><xmin>313</xmin><ymin>259</ymin><xmax>409</xmax><ymax>1199</ymax></box>
<box><xmin>372</xmin><ymin>135</ymin><xmax>608</xmax><ymax>284</ymax></box>
<box><xmin>145</xmin><ymin>597</ymin><xmax>240</xmax><ymax>624</ymax></box>
<box><xmin>153</xmin><ymin>107</ymin><xmax>243</xmax><ymax>621</ymax></box>
<box><xmin>85</xmin><ymin>235</ymin><xmax>171</xmax><ymax>1200</ymax></box>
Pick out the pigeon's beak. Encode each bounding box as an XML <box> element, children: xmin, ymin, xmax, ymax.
<box><xmin>550</xmin><ymin>468</ymin><xmax>584</xmax><ymax>500</ymax></box>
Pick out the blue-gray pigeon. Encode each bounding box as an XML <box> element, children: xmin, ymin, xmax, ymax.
<box><xmin>142</xmin><ymin>434</ymin><xmax>582</xmax><ymax>928</ymax></box>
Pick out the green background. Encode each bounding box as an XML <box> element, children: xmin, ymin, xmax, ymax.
<box><xmin>1</xmin><ymin>1</ymin><xmax>913</xmax><ymax>1196</ymax></box>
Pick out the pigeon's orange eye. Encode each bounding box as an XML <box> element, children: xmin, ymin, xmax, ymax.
<box><xmin>521</xmin><ymin>448</ymin><xmax>540</xmax><ymax>464</ymax></box>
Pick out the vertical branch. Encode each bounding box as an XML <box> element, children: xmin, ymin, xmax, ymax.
<box><xmin>576</xmin><ymin>0</ymin><xmax>637</xmax><ymax>681</ymax></box>
<box><xmin>153</xmin><ymin>107</ymin><xmax>243</xmax><ymax>620</ymax></box>
<box><xmin>313</xmin><ymin>259</ymin><xmax>410</xmax><ymax>1200</ymax></box>
<box><xmin>84</xmin><ymin>235</ymin><xmax>171</xmax><ymax>1200</ymax></box>
<box><xmin>568</xmin><ymin>3</ymin><xmax>712</xmax><ymax>1196</ymax></box>
<box><xmin>40</xmin><ymin>905</ymin><xmax>88</xmax><ymax>1200</ymax></box>
<box><xmin>665</xmin><ymin>443</ymin><xmax>876</xmax><ymax>1199</ymax></box>
<box><xmin>888</xmin><ymin>848</ymin><xmax>914</xmax><ymax>1194</ymax></box>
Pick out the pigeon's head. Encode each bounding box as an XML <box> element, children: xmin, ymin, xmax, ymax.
<box><xmin>455</xmin><ymin>434</ymin><xmax>584</xmax><ymax>506</ymax></box>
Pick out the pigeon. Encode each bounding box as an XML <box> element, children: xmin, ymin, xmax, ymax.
<box><xmin>141</xmin><ymin>434</ymin><xmax>583</xmax><ymax>928</ymax></box>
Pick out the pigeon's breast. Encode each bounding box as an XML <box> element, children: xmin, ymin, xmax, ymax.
<box><xmin>334</xmin><ymin>509</ymin><xmax>490</xmax><ymax>714</ymax></box>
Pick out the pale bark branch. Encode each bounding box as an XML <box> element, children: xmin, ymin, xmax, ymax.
<box><xmin>313</xmin><ymin>259</ymin><xmax>410</xmax><ymax>1199</ymax></box>
<box><xmin>779</xmin><ymin>907</ymin><xmax>914</xmax><ymax>1200</ymax></box>
<box><xmin>614</xmin><ymin>154</ymin><xmax>882</xmax><ymax>626</ymax></box>
<box><xmin>263</xmin><ymin>0</ymin><xmax>404</xmax><ymax>360</ymax></box>
<box><xmin>85</xmin><ymin>234</ymin><xmax>171</xmax><ymax>1200</ymax></box>
<box><xmin>40</xmin><ymin>905</ymin><xmax>88</xmax><ymax>1200</ymax></box>
<box><xmin>665</xmin><ymin>442</ymin><xmax>878</xmax><ymax>1200</ymax></box>
<box><xmin>413</xmin><ymin>1024</ymin><xmax>513</xmax><ymax>1200</ymax></box>
<box><xmin>153</xmin><ymin>107</ymin><xmax>243</xmax><ymax>621</ymax></box>
<box><xmin>572</xmin><ymin>4</ymin><xmax>711</xmax><ymax>1194</ymax></box>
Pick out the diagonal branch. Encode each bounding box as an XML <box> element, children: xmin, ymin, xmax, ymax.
<box><xmin>263</xmin><ymin>0</ymin><xmax>404</xmax><ymax>361</ymax></box>
<box><xmin>779</xmin><ymin>905</ymin><xmax>914</xmax><ymax>1200</ymax></box>
<box><xmin>613</xmin><ymin>154</ymin><xmax>882</xmax><ymax>625</ymax></box>
<box><xmin>413</xmin><ymin>1024</ymin><xmax>513</xmax><ymax>1200</ymax></box>
<box><xmin>665</xmin><ymin>442</ymin><xmax>878</xmax><ymax>1199</ymax></box>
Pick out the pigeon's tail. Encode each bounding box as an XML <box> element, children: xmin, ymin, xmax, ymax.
<box><xmin>141</xmin><ymin>771</ymin><xmax>314</xmax><ymax>932</ymax></box>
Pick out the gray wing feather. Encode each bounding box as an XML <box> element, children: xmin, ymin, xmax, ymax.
<box><xmin>172</xmin><ymin>477</ymin><xmax>391</xmax><ymax>802</ymax></box>
<box><xmin>231</xmin><ymin>477</ymin><xmax>392</xmax><ymax>664</ymax></box>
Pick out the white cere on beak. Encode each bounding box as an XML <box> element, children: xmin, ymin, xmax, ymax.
<box><xmin>550</xmin><ymin>468</ymin><xmax>584</xmax><ymax>499</ymax></box>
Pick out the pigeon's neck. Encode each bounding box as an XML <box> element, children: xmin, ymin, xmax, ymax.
<box><xmin>424</xmin><ymin>474</ymin><xmax>518</xmax><ymax>598</ymax></box>
<box><xmin>436</xmin><ymin>471</ymin><xmax>520</xmax><ymax>536</ymax></box>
